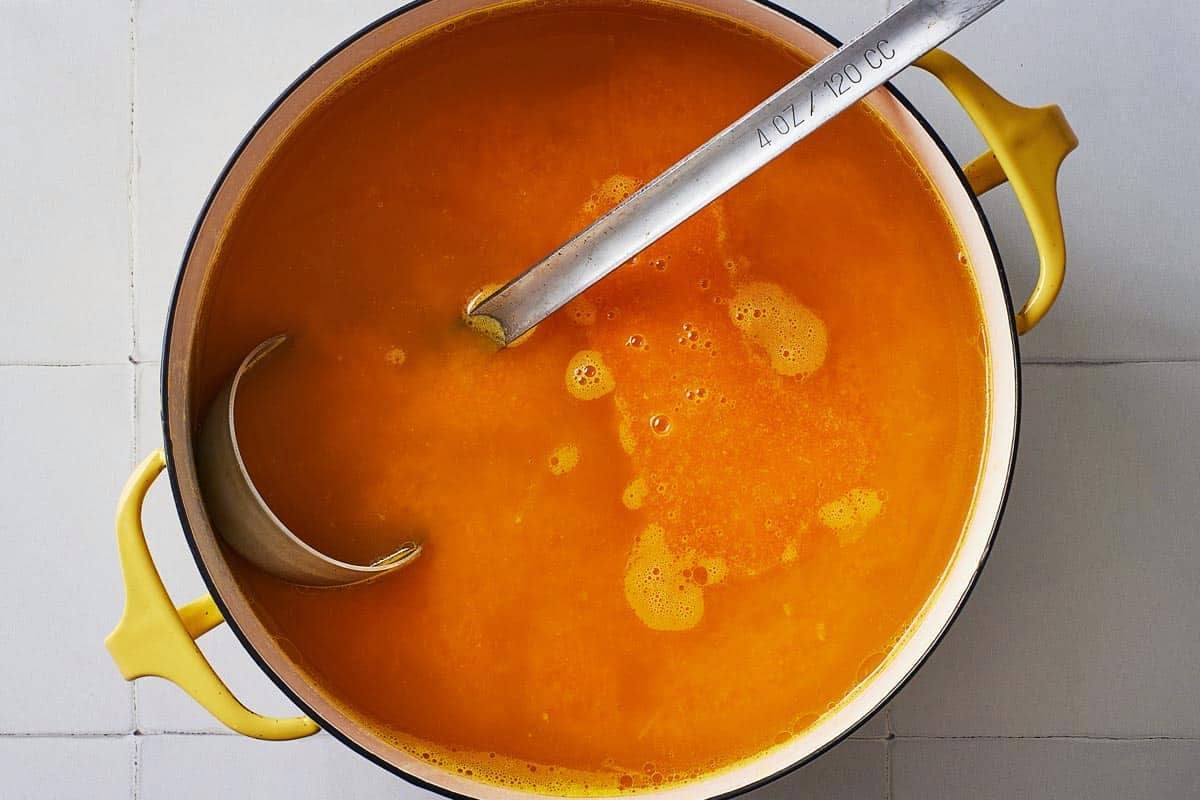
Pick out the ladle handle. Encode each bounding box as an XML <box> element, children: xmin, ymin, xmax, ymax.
<box><xmin>471</xmin><ymin>0</ymin><xmax>1006</xmax><ymax>343</ymax></box>
<box><xmin>105</xmin><ymin>450</ymin><xmax>319</xmax><ymax>740</ymax></box>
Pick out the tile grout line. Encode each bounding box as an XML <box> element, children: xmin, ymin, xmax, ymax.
<box><xmin>883</xmin><ymin>709</ymin><xmax>894</xmax><ymax>800</ymax></box>
<box><xmin>1023</xmin><ymin>357</ymin><xmax>1200</xmax><ymax>366</ymax></box>
<box><xmin>888</xmin><ymin>734</ymin><xmax>1200</xmax><ymax>741</ymax></box>
<box><xmin>0</xmin><ymin>361</ymin><xmax>135</xmax><ymax>368</ymax></box>
<box><xmin>126</xmin><ymin>0</ymin><xmax>140</xmax><ymax>366</ymax></box>
<box><xmin>127</xmin><ymin>10</ymin><xmax>141</xmax><ymax>799</ymax></box>
<box><xmin>884</xmin><ymin>738</ymin><xmax>893</xmax><ymax>800</ymax></box>
<box><xmin>0</xmin><ymin>732</ymin><xmax>133</xmax><ymax>739</ymax></box>
<box><xmin>131</xmin><ymin>735</ymin><xmax>141</xmax><ymax>800</ymax></box>
<box><xmin>121</xmin><ymin>730</ymin><xmax>245</xmax><ymax>737</ymax></box>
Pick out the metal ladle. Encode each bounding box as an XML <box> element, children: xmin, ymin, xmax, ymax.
<box><xmin>469</xmin><ymin>0</ymin><xmax>1006</xmax><ymax>343</ymax></box>
<box><xmin>197</xmin><ymin>335</ymin><xmax>421</xmax><ymax>587</ymax></box>
<box><xmin>197</xmin><ymin>0</ymin><xmax>1004</xmax><ymax>587</ymax></box>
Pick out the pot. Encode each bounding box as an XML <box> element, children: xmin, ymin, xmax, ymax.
<box><xmin>106</xmin><ymin>0</ymin><xmax>1077</xmax><ymax>796</ymax></box>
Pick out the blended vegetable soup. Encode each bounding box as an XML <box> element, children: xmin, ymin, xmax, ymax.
<box><xmin>193</xmin><ymin>0</ymin><xmax>988</xmax><ymax>793</ymax></box>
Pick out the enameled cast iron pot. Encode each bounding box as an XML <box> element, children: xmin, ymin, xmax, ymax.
<box><xmin>105</xmin><ymin>0</ymin><xmax>1077</xmax><ymax>797</ymax></box>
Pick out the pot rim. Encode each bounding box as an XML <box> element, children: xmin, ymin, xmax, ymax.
<box><xmin>159</xmin><ymin>1</ymin><xmax>1022</xmax><ymax>797</ymax></box>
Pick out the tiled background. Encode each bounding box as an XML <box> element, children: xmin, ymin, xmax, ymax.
<box><xmin>2</xmin><ymin>0</ymin><xmax>1197</xmax><ymax>797</ymax></box>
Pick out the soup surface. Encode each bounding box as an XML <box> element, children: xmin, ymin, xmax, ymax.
<box><xmin>194</xmin><ymin>0</ymin><xmax>988</xmax><ymax>793</ymax></box>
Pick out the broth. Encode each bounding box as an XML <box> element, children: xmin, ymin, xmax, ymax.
<box><xmin>194</xmin><ymin>0</ymin><xmax>988</xmax><ymax>793</ymax></box>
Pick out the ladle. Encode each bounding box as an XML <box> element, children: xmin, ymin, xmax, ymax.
<box><xmin>197</xmin><ymin>335</ymin><xmax>422</xmax><ymax>586</ymax></box>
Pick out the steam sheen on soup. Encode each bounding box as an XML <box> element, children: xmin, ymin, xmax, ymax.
<box><xmin>194</xmin><ymin>0</ymin><xmax>988</xmax><ymax>793</ymax></box>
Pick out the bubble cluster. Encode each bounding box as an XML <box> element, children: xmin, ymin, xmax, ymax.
<box><xmin>398</xmin><ymin>738</ymin><xmax>630</xmax><ymax>796</ymax></box>
<box><xmin>818</xmin><ymin>488</ymin><xmax>884</xmax><ymax>544</ymax></box>
<box><xmin>581</xmin><ymin>174</ymin><xmax>641</xmax><ymax>217</ymax></box>
<box><xmin>676</xmin><ymin>322</ymin><xmax>715</xmax><ymax>354</ymax></box>
<box><xmin>622</xmin><ymin>477</ymin><xmax>649</xmax><ymax>510</ymax></box>
<box><xmin>548</xmin><ymin>444</ymin><xmax>580</xmax><ymax>476</ymax></box>
<box><xmin>695</xmin><ymin>555</ymin><xmax>727</xmax><ymax>585</ymax></box>
<box><xmin>623</xmin><ymin>525</ymin><xmax>704</xmax><ymax>631</ymax></box>
<box><xmin>384</xmin><ymin>346</ymin><xmax>407</xmax><ymax>367</ymax></box>
<box><xmin>565</xmin><ymin>350</ymin><xmax>615</xmax><ymax>400</ymax></box>
<box><xmin>729</xmin><ymin>282</ymin><xmax>827</xmax><ymax>377</ymax></box>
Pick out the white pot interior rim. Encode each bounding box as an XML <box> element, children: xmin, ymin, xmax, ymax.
<box><xmin>161</xmin><ymin>0</ymin><xmax>1021</xmax><ymax>798</ymax></box>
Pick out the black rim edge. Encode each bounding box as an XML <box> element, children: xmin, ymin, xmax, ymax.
<box><xmin>158</xmin><ymin>2</ymin><xmax>1024</xmax><ymax>798</ymax></box>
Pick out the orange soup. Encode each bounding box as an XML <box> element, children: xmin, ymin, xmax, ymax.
<box><xmin>194</xmin><ymin>0</ymin><xmax>987</xmax><ymax>793</ymax></box>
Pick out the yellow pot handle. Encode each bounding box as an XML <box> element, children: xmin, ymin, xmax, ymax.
<box><xmin>915</xmin><ymin>50</ymin><xmax>1078</xmax><ymax>334</ymax></box>
<box><xmin>105</xmin><ymin>450</ymin><xmax>319</xmax><ymax>740</ymax></box>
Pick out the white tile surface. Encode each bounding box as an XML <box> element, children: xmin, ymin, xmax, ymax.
<box><xmin>0</xmin><ymin>736</ymin><xmax>133</xmax><ymax>800</ymax></box>
<box><xmin>0</xmin><ymin>1</ymin><xmax>131</xmax><ymax>363</ymax></box>
<box><xmin>890</xmin><ymin>363</ymin><xmax>1200</xmax><ymax>736</ymax></box>
<box><xmin>134</xmin><ymin>364</ymin><xmax>305</xmax><ymax>733</ymax></box>
<box><xmin>139</xmin><ymin>733</ymin><xmax>425</xmax><ymax>799</ymax></box>
<box><xmin>0</xmin><ymin>366</ymin><xmax>134</xmax><ymax>734</ymax></box>
<box><xmin>887</xmin><ymin>0</ymin><xmax>1200</xmax><ymax>362</ymax></box>
<box><xmin>892</xmin><ymin>739</ymin><xmax>1200</xmax><ymax>800</ymax></box>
